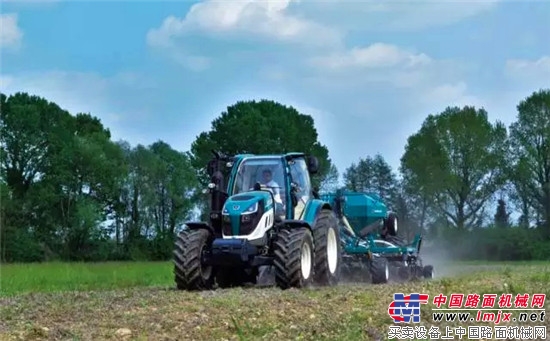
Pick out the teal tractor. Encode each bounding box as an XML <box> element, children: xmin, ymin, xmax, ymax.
<box><xmin>173</xmin><ymin>151</ymin><xmax>342</xmax><ymax>290</ymax></box>
<box><xmin>320</xmin><ymin>190</ymin><xmax>434</xmax><ymax>283</ymax></box>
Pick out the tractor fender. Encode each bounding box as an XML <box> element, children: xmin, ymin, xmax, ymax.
<box><xmin>280</xmin><ymin>219</ymin><xmax>312</xmax><ymax>230</ymax></box>
<box><xmin>183</xmin><ymin>222</ymin><xmax>216</xmax><ymax>237</ymax></box>
<box><xmin>302</xmin><ymin>199</ymin><xmax>333</xmax><ymax>228</ymax></box>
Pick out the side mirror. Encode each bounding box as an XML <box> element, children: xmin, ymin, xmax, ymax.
<box><xmin>306</xmin><ymin>156</ymin><xmax>319</xmax><ymax>174</ymax></box>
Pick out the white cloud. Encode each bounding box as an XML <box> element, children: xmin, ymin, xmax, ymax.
<box><xmin>420</xmin><ymin>82</ymin><xmax>484</xmax><ymax>109</ymax></box>
<box><xmin>282</xmin><ymin>0</ymin><xmax>500</xmax><ymax>32</ymax></box>
<box><xmin>142</xmin><ymin>0</ymin><xmax>498</xmax><ymax>171</ymax></box>
<box><xmin>146</xmin><ymin>0</ymin><xmax>495</xmax><ymax>79</ymax></box>
<box><xmin>380</xmin><ymin>0</ymin><xmax>499</xmax><ymax>31</ymax></box>
<box><xmin>302</xmin><ymin>43</ymin><xmax>467</xmax><ymax>95</ymax></box>
<box><xmin>309</xmin><ymin>43</ymin><xmax>432</xmax><ymax>70</ymax></box>
<box><xmin>504</xmin><ymin>56</ymin><xmax>550</xmax><ymax>88</ymax></box>
<box><xmin>0</xmin><ymin>13</ymin><xmax>23</xmax><ymax>50</ymax></box>
<box><xmin>146</xmin><ymin>0</ymin><xmax>342</xmax><ymax>49</ymax></box>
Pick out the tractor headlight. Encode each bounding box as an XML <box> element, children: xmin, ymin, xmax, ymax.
<box><xmin>243</xmin><ymin>202</ymin><xmax>258</xmax><ymax>214</ymax></box>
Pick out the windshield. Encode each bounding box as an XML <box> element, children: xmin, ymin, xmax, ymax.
<box><xmin>232</xmin><ymin>157</ymin><xmax>285</xmax><ymax>198</ymax></box>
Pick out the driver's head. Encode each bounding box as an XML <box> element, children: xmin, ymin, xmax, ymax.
<box><xmin>262</xmin><ymin>169</ymin><xmax>272</xmax><ymax>183</ymax></box>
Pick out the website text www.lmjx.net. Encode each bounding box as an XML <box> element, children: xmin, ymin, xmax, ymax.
<box><xmin>387</xmin><ymin>293</ymin><xmax>547</xmax><ymax>339</ymax></box>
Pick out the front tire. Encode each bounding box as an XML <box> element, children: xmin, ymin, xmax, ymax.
<box><xmin>173</xmin><ymin>229</ymin><xmax>215</xmax><ymax>290</ymax></box>
<box><xmin>312</xmin><ymin>209</ymin><xmax>342</xmax><ymax>286</ymax></box>
<box><xmin>273</xmin><ymin>227</ymin><xmax>314</xmax><ymax>289</ymax></box>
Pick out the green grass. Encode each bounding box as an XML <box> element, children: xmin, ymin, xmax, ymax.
<box><xmin>0</xmin><ymin>261</ymin><xmax>549</xmax><ymax>340</ymax></box>
<box><xmin>0</xmin><ymin>261</ymin><xmax>173</xmax><ymax>296</ymax></box>
<box><xmin>0</xmin><ymin>260</ymin><xmax>545</xmax><ymax>297</ymax></box>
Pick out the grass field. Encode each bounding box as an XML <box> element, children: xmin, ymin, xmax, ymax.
<box><xmin>1</xmin><ymin>261</ymin><xmax>549</xmax><ymax>340</ymax></box>
<box><xmin>0</xmin><ymin>261</ymin><xmax>173</xmax><ymax>296</ymax></box>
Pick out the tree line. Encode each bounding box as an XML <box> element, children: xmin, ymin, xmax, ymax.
<box><xmin>1</xmin><ymin>89</ymin><xmax>549</xmax><ymax>263</ymax></box>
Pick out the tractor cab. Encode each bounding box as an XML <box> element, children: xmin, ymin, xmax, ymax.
<box><xmin>227</xmin><ymin>154</ymin><xmax>315</xmax><ymax>224</ymax></box>
<box><xmin>231</xmin><ymin>157</ymin><xmax>287</xmax><ymax>216</ymax></box>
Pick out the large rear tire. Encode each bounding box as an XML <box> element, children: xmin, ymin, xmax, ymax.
<box><xmin>173</xmin><ymin>229</ymin><xmax>215</xmax><ymax>290</ymax></box>
<box><xmin>312</xmin><ymin>209</ymin><xmax>342</xmax><ymax>286</ymax></box>
<box><xmin>273</xmin><ymin>227</ymin><xmax>314</xmax><ymax>289</ymax></box>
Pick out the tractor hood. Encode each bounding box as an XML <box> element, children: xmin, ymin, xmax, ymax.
<box><xmin>223</xmin><ymin>191</ymin><xmax>274</xmax><ymax>215</ymax></box>
<box><xmin>221</xmin><ymin>191</ymin><xmax>274</xmax><ymax>236</ymax></box>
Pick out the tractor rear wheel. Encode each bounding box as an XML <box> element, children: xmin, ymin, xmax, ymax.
<box><xmin>312</xmin><ymin>209</ymin><xmax>342</xmax><ymax>286</ymax></box>
<box><xmin>273</xmin><ymin>227</ymin><xmax>314</xmax><ymax>289</ymax></box>
<box><xmin>174</xmin><ymin>228</ymin><xmax>215</xmax><ymax>290</ymax></box>
<box><xmin>370</xmin><ymin>255</ymin><xmax>389</xmax><ymax>284</ymax></box>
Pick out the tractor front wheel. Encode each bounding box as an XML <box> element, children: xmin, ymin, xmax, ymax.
<box><xmin>312</xmin><ymin>209</ymin><xmax>342</xmax><ymax>286</ymax></box>
<box><xmin>273</xmin><ymin>227</ymin><xmax>314</xmax><ymax>289</ymax></box>
<box><xmin>174</xmin><ymin>228</ymin><xmax>215</xmax><ymax>290</ymax></box>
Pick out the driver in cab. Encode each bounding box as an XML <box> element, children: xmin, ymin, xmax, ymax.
<box><xmin>261</xmin><ymin>169</ymin><xmax>283</xmax><ymax>204</ymax></box>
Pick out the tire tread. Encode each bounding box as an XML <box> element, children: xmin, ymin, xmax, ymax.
<box><xmin>173</xmin><ymin>229</ymin><xmax>214</xmax><ymax>290</ymax></box>
<box><xmin>273</xmin><ymin>227</ymin><xmax>313</xmax><ymax>289</ymax></box>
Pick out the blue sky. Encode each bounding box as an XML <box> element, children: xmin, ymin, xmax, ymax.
<box><xmin>1</xmin><ymin>0</ymin><xmax>549</xmax><ymax>180</ymax></box>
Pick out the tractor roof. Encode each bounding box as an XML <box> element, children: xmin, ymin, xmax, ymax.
<box><xmin>234</xmin><ymin>152</ymin><xmax>306</xmax><ymax>160</ymax></box>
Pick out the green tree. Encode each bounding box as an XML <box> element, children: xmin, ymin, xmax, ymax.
<box><xmin>319</xmin><ymin>164</ymin><xmax>340</xmax><ymax>193</ymax></box>
<box><xmin>0</xmin><ymin>91</ymin><xmax>204</xmax><ymax>262</ymax></box>
<box><xmin>0</xmin><ymin>92</ymin><xmax>129</xmax><ymax>261</ymax></box>
<box><xmin>494</xmin><ymin>198</ymin><xmax>511</xmax><ymax>228</ymax></box>
<box><xmin>37</xmin><ymin>111</ymin><xmax>127</xmax><ymax>260</ymax></box>
<box><xmin>146</xmin><ymin>141</ymin><xmax>199</xmax><ymax>258</ymax></box>
<box><xmin>507</xmin><ymin>158</ymin><xmax>535</xmax><ymax>228</ymax></box>
<box><xmin>0</xmin><ymin>92</ymin><xmax>71</xmax><ymax>200</ymax></box>
<box><xmin>114</xmin><ymin>142</ymin><xmax>199</xmax><ymax>259</ymax></box>
<box><xmin>190</xmin><ymin>100</ymin><xmax>332</xmax><ymax>189</ymax></box>
<box><xmin>0</xmin><ymin>92</ymin><xmax>75</xmax><ymax>260</ymax></box>
<box><xmin>399</xmin><ymin>167</ymin><xmax>436</xmax><ymax>235</ymax></box>
<box><xmin>343</xmin><ymin>154</ymin><xmax>398</xmax><ymax>207</ymax></box>
<box><xmin>400</xmin><ymin>106</ymin><xmax>508</xmax><ymax>230</ymax></box>
<box><xmin>508</xmin><ymin>89</ymin><xmax>550</xmax><ymax>233</ymax></box>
